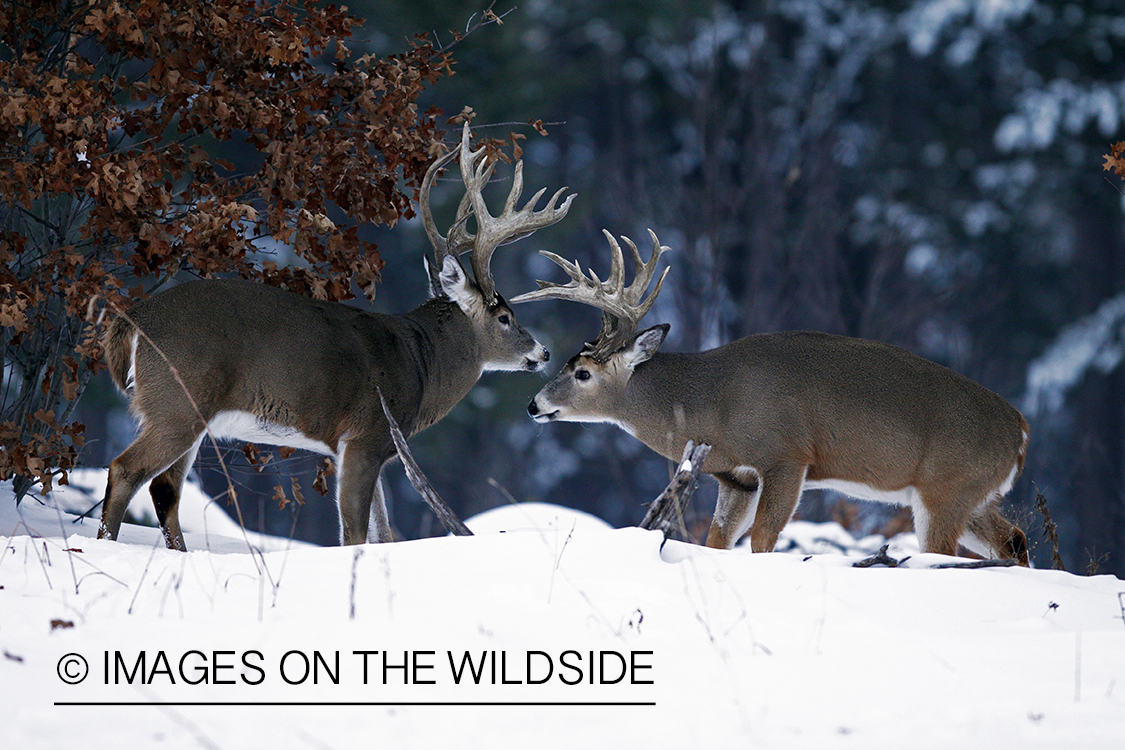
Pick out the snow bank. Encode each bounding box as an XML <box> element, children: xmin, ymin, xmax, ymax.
<box><xmin>1</xmin><ymin>480</ymin><xmax>1122</xmax><ymax>749</ymax></box>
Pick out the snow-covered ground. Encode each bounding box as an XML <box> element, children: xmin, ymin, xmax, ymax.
<box><xmin>2</xmin><ymin>473</ymin><xmax>1123</xmax><ymax>749</ymax></box>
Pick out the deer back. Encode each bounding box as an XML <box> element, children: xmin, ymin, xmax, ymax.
<box><xmin>109</xmin><ymin>279</ymin><xmax>489</xmax><ymax>451</ymax></box>
<box><xmin>604</xmin><ymin>331</ymin><xmax>1027</xmax><ymax>491</ymax></box>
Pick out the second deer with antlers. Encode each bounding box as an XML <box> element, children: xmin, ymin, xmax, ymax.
<box><xmin>99</xmin><ymin>124</ymin><xmax>574</xmax><ymax>549</ymax></box>
<box><xmin>515</xmin><ymin>230</ymin><xmax>1029</xmax><ymax>565</ymax></box>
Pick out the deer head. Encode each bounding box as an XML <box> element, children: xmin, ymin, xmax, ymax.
<box><xmin>514</xmin><ymin>229</ymin><xmax>671</xmax><ymax>420</ymax></box>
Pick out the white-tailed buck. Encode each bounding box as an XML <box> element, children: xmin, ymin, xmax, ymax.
<box><xmin>516</xmin><ymin>230</ymin><xmax>1029</xmax><ymax>565</ymax></box>
<box><xmin>99</xmin><ymin>123</ymin><xmax>574</xmax><ymax>550</ymax></box>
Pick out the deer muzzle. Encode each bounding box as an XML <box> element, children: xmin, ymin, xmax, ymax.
<box><xmin>527</xmin><ymin>397</ymin><xmax>557</xmax><ymax>423</ymax></box>
<box><xmin>523</xmin><ymin>343</ymin><xmax>550</xmax><ymax>372</ymax></box>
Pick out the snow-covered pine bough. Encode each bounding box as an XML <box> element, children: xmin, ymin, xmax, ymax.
<box><xmin>514</xmin><ymin>230</ymin><xmax>1029</xmax><ymax>565</ymax></box>
<box><xmin>98</xmin><ymin>124</ymin><xmax>574</xmax><ymax>550</ymax></box>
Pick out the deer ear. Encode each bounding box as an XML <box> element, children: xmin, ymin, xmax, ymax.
<box><xmin>623</xmin><ymin>324</ymin><xmax>669</xmax><ymax>369</ymax></box>
<box><xmin>438</xmin><ymin>255</ymin><xmax>478</xmax><ymax>312</ymax></box>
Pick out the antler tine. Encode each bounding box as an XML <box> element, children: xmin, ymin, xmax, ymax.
<box><xmin>445</xmin><ymin>190</ymin><xmax>475</xmax><ymax>254</ymax></box>
<box><xmin>510</xmin><ymin>250</ymin><xmax>635</xmax><ymax>321</ymax></box>
<box><xmin>511</xmin><ymin>229</ymin><xmax>671</xmax><ymax>362</ymax></box>
<box><xmin>621</xmin><ymin>230</ymin><xmax>668</xmax><ymax>305</ymax></box>
<box><xmin>420</xmin><ymin>146</ymin><xmax>462</xmax><ymax>264</ymax></box>
<box><xmin>496</xmin><ymin>186</ymin><xmax>576</xmax><ymax>248</ymax></box>
<box><xmin>421</xmin><ymin>125</ymin><xmax>478</xmax><ymax>294</ymax></box>
<box><xmin>504</xmin><ymin>158</ymin><xmax>525</xmax><ymax>215</ymax></box>
<box><xmin>585</xmin><ymin>230</ymin><xmax>669</xmax><ymax>359</ymax></box>
<box><xmin>612</xmin><ymin>229</ymin><xmax>670</xmax><ymax>331</ymax></box>
<box><xmin>635</xmin><ymin>264</ymin><xmax>670</xmax><ymax>322</ymax></box>
<box><xmin>590</xmin><ymin>229</ymin><xmax>625</xmax><ymax>293</ymax></box>
<box><xmin>451</xmin><ymin>121</ymin><xmax>576</xmax><ymax>303</ymax></box>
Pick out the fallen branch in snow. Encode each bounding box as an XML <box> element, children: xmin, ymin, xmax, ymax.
<box><xmin>377</xmin><ymin>388</ymin><xmax>472</xmax><ymax>537</ymax></box>
<box><xmin>640</xmin><ymin>441</ymin><xmax>711</xmax><ymax>540</ymax></box>
<box><xmin>930</xmin><ymin>559</ymin><xmax>1020</xmax><ymax>569</ymax></box>
<box><xmin>852</xmin><ymin>544</ymin><xmax>902</xmax><ymax>568</ymax></box>
<box><xmin>852</xmin><ymin>544</ymin><xmax>1018</xmax><ymax>569</ymax></box>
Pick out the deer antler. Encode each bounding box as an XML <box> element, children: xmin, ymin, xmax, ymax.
<box><xmin>457</xmin><ymin>123</ymin><xmax>575</xmax><ymax>303</ymax></box>
<box><xmin>420</xmin><ymin>140</ymin><xmax>472</xmax><ymax>295</ymax></box>
<box><xmin>420</xmin><ymin>122</ymin><xmax>576</xmax><ymax>302</ymax></box>
<box><xmin>512</xmin><ymin>228</ymin><xmax>670</xmax><ymax>361</ymax></box>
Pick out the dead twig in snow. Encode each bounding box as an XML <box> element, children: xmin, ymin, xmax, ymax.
<box><xmin>1035</xmin><ymin>490</ymin><xmax>1066</xmax><ymax>571</ymax></box>
<box><xmin>852</xmin><ymin>544</ymin><xmax>902</xmax><ymax>568</ymax></box>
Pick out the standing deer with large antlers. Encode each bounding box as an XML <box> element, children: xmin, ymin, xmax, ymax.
<box><xmin>99</xmin><ymin>123</ymin><xmax>574</xmax><ymax>550</ymax></box>
<box><xmin>516</xmin><ymin>230</ymin><xmax>1029</xmax><ymax>565</ymax></box>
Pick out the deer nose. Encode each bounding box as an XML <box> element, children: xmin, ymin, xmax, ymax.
<box><xmin>527</xmin><ymin>400</ymin><xmax>540</xmax><ymax>417</ymax></box>
<box><xmin>543</xmin><ymin>349</ymin><xmax>550</xmax><ymax>362</ymax></box>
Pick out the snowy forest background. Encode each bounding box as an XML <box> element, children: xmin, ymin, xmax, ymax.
<box><xmin>63</xmin><ymin>0</ymin><xmax>1125</xmax><ymax>575</ymax></box>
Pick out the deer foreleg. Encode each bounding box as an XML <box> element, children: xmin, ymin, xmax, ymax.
<box><xmin>746</xmin><ymin>464</ymin><xmax>808</xmax><ymax>554</ymax></box>
<box><xmin>368</xmin><ymin>475</ymin><xmax>393</xmax><ymax>544</ymax></box>
<box><xmin>336</xmin><ymin>442</ymin><xmax>392</xmax><ymax>545</ymax></box>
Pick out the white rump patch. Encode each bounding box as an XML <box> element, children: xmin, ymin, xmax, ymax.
<box><xmin>207</xmin><ymin>411</ymin><xmax>335</xmax><ymax>456</ymax></box>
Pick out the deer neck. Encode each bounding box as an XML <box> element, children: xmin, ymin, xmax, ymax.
<box><xmin>399</xmin><ymin>298</ymin><xmax>484</xmax><ymax>434</ymax></box>
<box><xmin>615</xmin><ymin>352</ymin><xmax>712</xmax><ymax>461</ymax></box>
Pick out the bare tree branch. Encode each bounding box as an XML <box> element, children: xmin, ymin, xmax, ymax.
<box><xmin>930</xmin><ymin>559</ymin><xmax>1020</xmax><ymax>569</ymax></box>
<box><xmin>640</xmin><ymin>440</ymin><xmax>711</xmax><ymax>541</ymax></box>
<box><xmin>377</xmin><ymin>388</ymin><xmax>472</xmax><ymax>537</ymax></box>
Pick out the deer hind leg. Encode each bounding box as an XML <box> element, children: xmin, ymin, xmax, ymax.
<box><xmin>336</xmin><ymin>441</ymin><xmax>392</xmax><ymax>545</ymax></box>
<box><xmin>147</xmin><ymin>440</ymin><xmax>201</xmax><ymax>552</ymax></box>
<box><xmin>705</xmin><ymin>472</ymin><xmax>761</xmax><ymax>550</ymax></box>
<box><xmin>963</xmin><ymin>503</ymin><xmax>1029</xmax><ymax>566</ymax></box>
<box><xmin>100</xmin><ymin>425</ymin><xmax>202</xmax><ymax>544</ymax></box>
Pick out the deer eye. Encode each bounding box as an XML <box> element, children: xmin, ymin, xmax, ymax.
<box><xmin>498</xmin><ymin>314</ymin><xmax>511</xmax><ymax>326</ymax></box>
<box><xmin>575</xmin><ymin>368</ymin><xmax>591</xmax><ymax>381</ymax></box>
